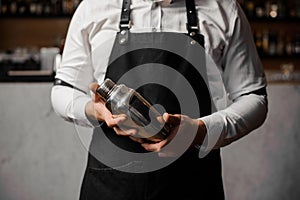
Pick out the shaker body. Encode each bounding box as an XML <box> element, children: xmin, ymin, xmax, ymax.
<box><xmin>97</xmin><ymin>79</ymin><xmax>169</xmax><ymax>142</ymax></box>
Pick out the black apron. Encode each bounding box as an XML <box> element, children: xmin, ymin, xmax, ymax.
<box><xmin>80</xmin><ymin>0</ymin><xmax>224</xmax><ymax>199</ymax></box>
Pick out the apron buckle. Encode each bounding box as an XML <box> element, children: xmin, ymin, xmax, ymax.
<box><xmin>186</xmin><ymin>23</ymin><xmax>199</xmax><ymax>33</ymax></box>
<box><xmin>120</xmin><ymin>20</ymin><xmax>132</xmax><ymax>30</ymax></box>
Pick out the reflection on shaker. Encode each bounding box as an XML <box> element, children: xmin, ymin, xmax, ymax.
<box><xmin>96</xmin><ymin>78</ymin><xmax>170</xmax><ymax>142</ymax></box>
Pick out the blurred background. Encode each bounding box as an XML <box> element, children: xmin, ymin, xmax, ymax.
<box><xmin>0</xmin><ymin>0</ymin><xmax>299</xmax><ymax>199</ymax></box>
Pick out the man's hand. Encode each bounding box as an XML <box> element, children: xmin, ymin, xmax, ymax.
<box><xmin>85</xmin><ymin>82</ymin><xmax>138</xmax><ymax>136</ymax></box>
<box><xmin>85</xmin><ymin>82</ymin><xmax>207</xmax><ymax>152</ymax></box>
<box><xmin>140</xmin><ymin>113</ymin><xmax>207</xmax><ymax>157</ymax></box>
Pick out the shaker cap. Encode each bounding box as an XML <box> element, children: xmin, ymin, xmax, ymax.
<box><xmin>96</xmin><ymin>78</ymin><xmax>116</xmax><ymax>101</ymax></box>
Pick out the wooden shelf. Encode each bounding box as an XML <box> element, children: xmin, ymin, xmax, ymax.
<box><xmin>0</xmin><ymin>17</ymin><xmax>70</xmax><ymax>50</ymax></box>
<box><xmin>261</xmin><ymin>58</ymin><xmax>300</xmax><ymax>71</ymax></box>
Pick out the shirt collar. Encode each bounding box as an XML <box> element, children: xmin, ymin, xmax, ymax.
<box><xmin>152</xmin><ymin>0</ymin><xmax>174</xmax><ymax>6</ymax></box>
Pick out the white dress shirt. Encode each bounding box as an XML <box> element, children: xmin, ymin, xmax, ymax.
<box><xmin>51</xmin><ymin>0</ymin><xmax>268</xmax><ymax>154</ymax></box>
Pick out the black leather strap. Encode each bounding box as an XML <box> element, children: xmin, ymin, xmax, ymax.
<box><xmin>54</xmin><ymin>78</ymin><xmax>86</xmax><ymax>94</ymax></box>
<box><xmin>119</xmin><ymin>0</ymin><xmax>131</xmax><ymax>31</ymax></box>
<box><xmin>185</xmin><ymin>0</ymin><xmax>199</xmax><ymax>35</ymax></box>
<box><xmin>119</xmin><ymin>0</ymin><xmax>199</xmax><ymax>35</ymax></box>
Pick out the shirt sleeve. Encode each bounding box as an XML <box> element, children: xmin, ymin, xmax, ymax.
<box><xmin>198</xmin><ymin>93</ymin><xmax>268</xmax><ymax>157</ymax></box>
<box><xmin>51</xmin><ymin>1</ymin><xmax>95</xmax><ymax>128</ymax></box>
<box><xmin>222</xmin><ymin>2</ymin><xmax>267</xmax><ymax>100</ymax></box>
<box><xmin>197</xmin><ymin>1</ymin><xmax>268</xmax><ymax>157</ymax></box>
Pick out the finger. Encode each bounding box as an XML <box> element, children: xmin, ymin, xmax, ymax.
<box><xmin>141</xmin><ymin>140</ymin><xmax>167</xmax><ymax>152</ymax></box>
<box><xmin>115</xmin><ymin>115</ymin><xmax>143</xmax><ymax>128</ymax></box>
<box><xmin>91</xmin><ymin>93</ymin><xmax>102</xmax><ymax>102</ymax></box>
<box><xmin>156</xmin><ymin>115</ymin><xmax>166</xmax><ymax>124</ymax></box>
<box><xmin>113</xmin><ymin>126</ymin><xmax>138</xmax><ymax>136</ymax></box>
<box><xmin>163</xmin><ymin>113</ymin><xmax>181</xmax><ymax>125</ymax></box>
<box><xmin>162</xmin><ymin>112</ymin><xmax>169</xmax><ymax>122</ymax></box>
<box><xmin>90</xmin><ymin>83</ymin><xmax>104</xmax><ymax>103</ymax></box>
<box><xmin>91</xmin><ymin>93</ymin><xmax>96</xmax><ymax>102</ymax></box>
<box><xmin>129</xmin><ymin>136</ymin><xmax>145</xmax><ymax>144</ymax></box>
<box><xmin>141</xmin><ymin>143</ymin><xmax>160</xmax><ymax>152</ymax></box>
<box><xmin>89</xmin><ymin>82</ymin><xmax>99</xmax><ymax>94</ymax></box>
<box><xmin>112</xmin><ymin>114</ymin><xmax>127</xmax><ymax>119</ymax></box>
<box><xmin>106</xmin><ymin>115</ymin><xmax>127</xmax><ymax>127</ymax></box>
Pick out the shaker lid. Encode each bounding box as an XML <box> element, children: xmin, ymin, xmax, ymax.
<box><xmin>96</xmin><ymin>78</ymin><xmax>116</xmax><ymax>101</ymax></box>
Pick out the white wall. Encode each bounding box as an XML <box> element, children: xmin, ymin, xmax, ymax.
<box><xmin>0</xmin><ymin>83</ymin><xmax>92</xmax><ymax>200</ymax></box>
<box><xmin>0</xmin><ymin>83</ymin><xmax>299</xmax><ymax>200</ymax></box>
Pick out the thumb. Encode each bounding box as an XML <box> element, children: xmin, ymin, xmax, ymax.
<box><xmin>89</xmin><ymin>82</ymin><xmax>99</xmax><ymax>94</ymax></box>
<box><xmin>163</xmin><ymin>113</ymin><xmax>181</xmax><ymax>125</ymax></box>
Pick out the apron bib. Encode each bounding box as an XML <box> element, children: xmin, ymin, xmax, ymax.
<box><xmin>80</xmin><ymin>0</ymin><xmax>225</xmax><ymax>199</ymax></box>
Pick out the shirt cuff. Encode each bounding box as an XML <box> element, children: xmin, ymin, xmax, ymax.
<box><xmin>197</xmin><ymin>112</ymin><xmax>226</xmax><ymax>158</ymax></box>
<box><xmin>71</xmin><ymin>95</ymin><xmax>95</xmax><ymax>128</ymax></box>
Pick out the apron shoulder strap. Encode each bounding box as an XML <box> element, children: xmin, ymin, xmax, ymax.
<box><xmin>119</xmin><ymin>0</ymin><xmax>131</xmax><ymax>31</ymax></box>
<box><xmin>185</xmin><ymin>0</ymin><xmax>200</xmax><ymax>35</ymax></box>
<box><xmin>119</xmin><ymin>0</ymin><xmax>200</xmax><ymax>36</ymax></box>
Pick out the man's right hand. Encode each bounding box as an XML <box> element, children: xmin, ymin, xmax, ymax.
<box><xmin>85</xmin><ymin>82</ymin><xmax>138</xmax><ymax>137</ymax></box>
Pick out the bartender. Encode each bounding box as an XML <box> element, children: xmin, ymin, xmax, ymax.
<box><xmin>51</xmin><ymin>0</ymin><xmax>268</xmax><ymax>199</ymax></box>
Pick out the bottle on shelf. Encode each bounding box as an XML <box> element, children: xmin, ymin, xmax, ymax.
<box><xmin>0</xmin><ymin>0</ymin><xmax>2</xmax><ymax>15</ymax></box>
<box><xmin>9</xmin><ymin>0</ymin><xmax>17</xmax><ymax>16</ymax></box>
<box><xmin>269</xmin><ymin>1</ymin><xmax>279</xmax><ymax>19</ymax></box>
<box><xmin>277</xmin><ymin>0</ymin><xmax>287</xmax><ymax>19</ymax></box>
<box><xmin>17</xmin><ymin>0</ymin><xmax>29</xmax><ymax>16</ymax></box>
<box><xmin>292</xmin><ymin>34</ymin><xmax>300</xmax><ymax>55</ymax></box>
<box><xmin>42</xmin><ymin>0</ymin><xmax>51</xmax><ymax>16</ymax></box>
<box><xmin>51</xmin><ymin>0</ymin><xmax>63</xmax><ymax>16</ymax></box>
<box><xmin>245</xmin><ymin>0</ymin><xmax>255</xmax><ymax>19</ymax></box>
<box><xmin>29</xmin><ymin>0</ymin><xmax>43</xmax><ymax>16</ymax></box>
<box><xmin>285</xmin><ymin>35</ymin><xmax>293</xmax><ymax>56</ymax></box>
<box><xmin>29</xmin><ymin>0</ymin><xmax>37</xmax><ymax>15</ymax></box>
<box><xmin>254</xmin><ymin>30</ymin><xmax>263</xmax><ymax>54</ymax></box>
<box><xmin>1</xmin><ymin>0</ymin><xmax>7</xmax><ymax>15</ymax></box>
<box><xmin>255</xmin><ymin>1</ymin><xmax>265</xmax><ymax>19</ymax></box>
<box><xmin>276</xmin><ymin>31</ymin><xmax>285</xmax><ymax>56</ymax></box>
<box><xmin>62</xmin><ymin>0</ymin><xmax>73</xmax><ymax>16</ymax></box>
<box><xmin>262</xmin><ymin>29</ymin><xmax>269</xmax><ymax>55</ymax></box>
<box><xmin>73</xmin><ymin>0</ymin><xmax>80</xmax><ymax>11</ymax></box>
<box><xmin>296</xmin><ymin>0</ymin><xmax>300</xmax><ymax>18</ymax></box>
<box><xmin>268</xmin><ymin>31</ymin><xmax>278</xmax><ymax>56</ymax></box>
